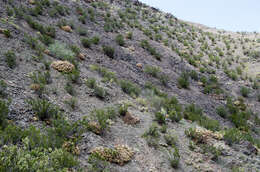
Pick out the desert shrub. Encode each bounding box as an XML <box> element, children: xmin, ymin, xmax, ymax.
<box><xmin>185</xmin><ymin>128</ymin><xmax>205</xmax><ymax>144</ymax></box>
<box><xmin>94</xmin><ymin>85</ymin><xmax>106</xmax><ymax>99</ymax></box>
<box><xmin>229</xmin><ymin>111</ymin><xmax>250</xmax><ymax>131</ymax></box>
<box><xmin>184</xmin><ymin>104</ymin><xmax>220</xmax><ymax>131</ymax></box>
<box><xmin>144</xmin><ymin>65</ymin><xmax>161</xmax><ymax>78</ymax></box>
<box><xmin>159</xmin><ymin>74</ymin><xmax>169</xmax><ymax>86</ymax></box>
<box><xmin>39</xmin><ymin>34</ymin><xmax>54</xmax><ymax>46</ymax></box>
<box><xmin>140</xmin><ymin>40</ymin><xmax>161</xmax><ymax>60</ymax></box>
<box><xmin>142</xmin><ymin>123</ymin><xmax>160</xmax><ymax>148</ymax></box>
<box><xmin>144</xmin><ymin>82</ymin><xmax>167</xmax><ymax>98</ymax></box>
<box><xmin>90</xmin><ymin>109</ymin><xmax>111</xmax><ymax>133</ymax></box>
<box><xmin>168</xmin><ymin>110</ymin><xmax>183</xmax><ymax>122</ymax></box>
<box><xmin>81</xmin><ymin>38</ymin><xmax>92</xmax><ymax>48</ymax></box>
<box><xmin>167</xmin><ymin>147</ymin><xmax>180</xmax><ymax>169</ymax></box>
<box><xmin>160</xmin><ymin>124</ymin><xmax>167</xmax><ymax>133</ymax></box>
<box><xmin>115</xmin><ymin>34</ymin><xmax>125</xmax><ymax>46</ymax></box>
<box><xmin>4</xmin><ymin>50</ymin><xmax>16</xmax><ymax>69</ymax></box>
<box><xmin>224</xmin><ymin>128</ymin><xmax>243</xmax><ymax>146</ymax></box>
<box><xmin>216</xmin><ymin>106</ymin><xmax>227</xmax><ymax>118</ymax></box>
<box><xmin>67</xmin><ymin>69</ymin><xmax>80</xmax><ymax>83</ymax></box>
<box><xmin>86</xmin><ymin>78</ymin><xmax>97</xmax><ymax>89</ymax></box>
<box><xmin>126</xmin><ymin>32</ymin><xmax>133</xmax><ymax>39</ymax></box>
<box><xmin>0</xmin><ymin>80</ymin><xmax>7</xmax><ymax>97</ymax></box>
<box><xmin>240</xmin><ymin>87</ymin><xmax>250</xmax><ymax>97</ymax></box>
<box><xmin>164</xmin><ymin>133</ymin><xmax>178</xmax><ymax>147</ymax></box>
<box><xmin>64</xmin><ymin>97</ymin><xmax>77</xmax><ymax>110</ymax></box>
<box><xmin>119</xmin><ymin>104</ymin><xmax>128</xmax><ymax>116</ymax></box>
<box><xmin>6</xmin><ymin>6</ymin><xmax>14</xmax><ymax>16</ymax></box>
<box><xmin>0</xmin><ymin>99</ymin><xmax>9</xmax><ymax>129</ymax></box>
<box><xmin>48</xmin><ymin>41</ymin><xmax>75</xmax><ymax>62</ymax></box>
<box><xmin>155</xmin><ymin>111</ymin><xmax>166</xmax><ymax>124</ymax></box>
<box><xmin>70</xmin><ymin>45</ymin><xmax>81</xmax><ymax>55</ymax></box>
<box><xmin>0</xmin><ymin>144</ymin><xmax>78</xmax><ymax>171</ymax></box>
<box><xmin>65</xmin><ymin>82</ymin><xmax>75</xmax><ymax>96</ymax></box>
<box><xmin>89</xmin><ymin>65</ymin><xmax>116</xmax><ymax>82</ymax></box>
<box><xmin>189</xmin><ymin>70</ymin><xmax>199</xmax><ymax>81</ymax></box>
<box><xmin>177</xmin><ymin>72</ymin><xmax>190</xmax><ymax>89</ymax></box>
<box><xmin>3</xmin><ymin>29</ymin><xmax>11</xmax><ymax>38</ymax></box>
<box><xmin>30</xmin><ymin>71</ymin><xmax>52</xmax><ymax>85</ymax></box>
<box><xmin>120</xmin><ymin>80</ymin><xmax>141</xmax><ymax>97</ymax></box>
<box><xmin>258</xmin><ymin>94</ymin><xmax>260</xmax><ymax>102</ymax></box>
<box><xmin>201</xmin><ymin>144</ymin><xmax>221</xmax><ymax>161</ymax></box>
<box><xmin>103</xmin><ymin>46</ymin><xmax>115</xmax><ymax>58</ymax></box>
<box><xmin>91</xmin><ymin>36</ymin><xmax>100</xmax><ymax>45</ymax></box>
<box><xmin>27</xmin><ymin>98</ymin><xmax>61</xmax><ymax>120</ymax></box>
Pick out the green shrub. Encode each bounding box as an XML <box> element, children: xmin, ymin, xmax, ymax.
<box><xmin>177</xmin><ymin>72</ymin><xmax>190</xmax><ymax>89</ymax></box>
<box><xmin>240</xmin><ymin>87</ymin><xmax>250</xmax><ymax>97</ymax></box>
<box><xmin>86</xmin><ymin>78</ymin><xmax>97</xmax><ymax>89</ymax></box>
<box><xmin>64</xmin><ymin>97</ymin><xmax>77</xmax><ymax>110</ymax></box>
<box><xmin>39</xmin><ymin>34</ymin><xmax>54</xmax><ymax>45</ymax></box>
<box><xmin>30</xmin><ymin>71</ymin><xmax>52</xmax><ymax>85</ymax></box>
<box><xmin>48</xmin><ymin>41</ymin><xmax>75</xmax><ymax>62</ymax></box>
<box><xmin>184</xmin><ymin>104</ymin><xmax>220</xmax><ymax>131</ymax></box>
<box><xmin>155</xmin><ymin>111</ymin><xmax>166</xmax><ymax>124</ymax></box>
<box><xmin>115</xmin><ymin>34</ymin><xmax>125</xmax><ymax>46</ymax></box>
<box><xmin>258</xmin><ymin>94</ymin><xmax>260</xmax><ymax>102</ymax></box>
<box><xmin>4</xmin><ymin>50</ymin><xmax>16</xmax><ymax>69</ymax></box>
<box><xmin>65</xmin><ymin>82</ymin><xmax>75</xmax><ymax>96</ymax></box>
<box><xmin>119</xmin><ymin>104</ymin><xmax>128</xmax><ymax>116</ymax></box>
<box><xmin>3</xmin><ymin>29</ymin><xmax>11</xmax><ymax>38</ymax></box>
<box><xmin>216</xmin><ymin>106</ymin><xmax>227</xmax><ymax>118</ymax></box>
<box><xmin>0</xmin><ymin>144</ymin><xmax>78</xmax><ymax>171</ymax></box>
<box><xmin>164</xmin><ymin>134</ymin><xmax>178</xmax><ymax>147</ymax></box>
<box><xmin>159</xmin><ymin>74</ymin><xmax>169</xmax><ymax>86</ymax></box>
<box><xmin>94</xmin><ymin>85</ymin><xmax>106</xmax><ymax>99</ymax></box>
<box><xmin>189</xmin><ymin>70</ymin><xmax>199</xmax><ymax>81</ymax></box>
<box><xmin>67</xmin><ymin>69</ymin><xmax>80</xmax><ymax>83</ymax></box>
<box><xmin>168</xmin><ymin>110</ymin><xmax>182</xmax><ymax>122</ymax></box>
<box><xmin>143</xmin><ymin>123</ymin><xmax>160</xmax><ymax>138</ymax></box>
<box><xmin>27</xmin><ymin>98</ymin><xmax>61</xmax><ymax>121</ymax></box>
<box><xmin>140</xmin><ymin>40</ymin><xmax>161</xmax><ymax>60</ymax></box>
<box><xmin>0</xmin><ymin>99</ymin><xmax>9</xmax><ymax>129</ymax></box>
<box><xmin>91</xmin><ymin>36</ymin><xmax>100</xmax><ymax>45</ymax></box>
<box><xmin>91</xmin><ymin>109</ymin><xmax>110</xmax><ymax>133</ymax></box>
<box><xmin>126</xmin><ymin>32</ymin><xmax>133</xmax><ymax>39</ymax></box>
<box><xmin>70</xmin><ymin>45</ymin><xmax>81</xmax><ymax>55</ymax></box>
<box><xmin>89</xmin><ymin>65</ymin><xmax>116</xmax><ymax>82</ymax></box>
<box><xmin>167</xmin><ymin>148</ymin><xmax>180</xmax><ymax>169</ymax></box>
<box><xmin>0</xmin><ymin>80</ymin><xmax>7</xmax><ymax>97</ymax></box>
<box><xmin>120</xmin><ymin>80</ymin><xmax>141</xmax><ymax>97</ymax></box>
<box><xmin>224</xmin><ymin>128</ymin><xmax>243</xmax><ymax>146</ymax></box>
<box><xmin>229</xmin><ymin>111</ymin><xmax>250</xmax><ymax>131</ymax></box>
<box><xmin>81</xmin><ymin>38</ymin><xmax>92</xmax><ymax>48</ymax></box>
<box><xmin>144</xmin><ymin>65</ymin><xmax>160</xmax><ymax>78</ymax></box>
<box><xmin>103</xmin><ymin>46</ymin><xmax>115</xmax><ymax>58</ymax></box>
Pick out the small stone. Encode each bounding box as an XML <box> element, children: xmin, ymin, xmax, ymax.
<box><xmin>61</xmin><ymin>25</ymin><xmax>72</xmax><ymax>32</ymax></box>
<box><xmin>122</xmin><ymin>112</ymin><xmax>140</xmax><ymax>125</ymax></box>
<box><xmin>78</xmin><ymin>53</ymin><xmax>85</xmax><ymax>60</ymax></box>
<box><xmin>29</xmin><ymin>0</ymin><xmax>35</xmax><ymax>4</ymax></box>
<box><xmin>44</xmin><ymin>49</ymin><xmax>50</xmax><ymax>55</ymax></box>
<box><xmin>136</xmin><ymin>63</ymin><xmax>143</xmax><ymax>69</ymax></box>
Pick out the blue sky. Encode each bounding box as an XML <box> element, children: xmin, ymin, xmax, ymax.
<box><xmin>139</xmin><ymin>0</ymin><xmax>260</xmax><ymax>32</ymax></box>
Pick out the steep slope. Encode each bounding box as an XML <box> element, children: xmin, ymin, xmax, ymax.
<box><xmin>0</xmin><ymin>0</ymin><xmax>259</xmax><ymax>171</ymax></box>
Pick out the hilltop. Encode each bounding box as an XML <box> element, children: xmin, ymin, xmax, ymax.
<box><xmin>0</xmin><ymin>0</ymin><xmax>259</xmax><ymax>171</ymax></box>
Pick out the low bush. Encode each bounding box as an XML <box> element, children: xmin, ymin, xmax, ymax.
<box><xmin>64</xmin><ymin>97</ymin><xmax>78</xmax><ymax>110</ymax></box>
<box><xmin>144</xmin><ymin>65</ymin><xmax>161</xmax><ymax>78</ymax></box>
<box><xmin>223</xmin><ymin>128</ymin><xmax>243</xmax><ymax>146</ymax></box>
<box><xmin>140</xmin><ymin>40</ymin><xmax>161</xmax><ymax>60</ymax></box>
<box><xmin>48</xmin><ymin>41</ymin><xmax>75</xmax><ymax>62</ymax></box>
<box><xmin>27</xmin><ymin>98</ymin><xmax>61</xmax><ymax>121</ymax></box>
<box><xmin>167</xmin><ymin>147</ymin><xmax>180</xmax><ymax>169</ymax></box>
<box><xmin>103</xmin><ymin>46</ymin><xmax>115</xmax><ymax>58</ymax></box>
<box><xmin>119</xmin><ymin>104</ymin><xmax>128</xmax><ymax>116</ymax></box>
<box><xmin>177</xmin><ymin>72</ymin><xmax>190</xmax><ymax>89</ymax></box>
<box><xmin>240</xmin><ymin>87</ymin><xmax>250</xmax><ymax>97</ymax></box>
<box><xmin>216</xmin><ymin>106</ymin><xmax>227</xmax><ymax>118</ymax></box>
<box><xmin>155</xmin><ymin>111</ymin><xmax>166</xmax><ymax>124</ymax></box>
<box><xmin>116</xmin><ymin>34</ymin><xmax>125</xmax><ymax>46</ymax></box>
<box><xmin>65</xmin><ymin>82</ymin><xmax>75</xmax><ymax>96</ymax></box>
<box><xmin>120</xmin><ymin>80</ymin><xmax>141</xmax><ymax>97</ymax></box>
<box><xmin>89</xmin><ymin>64</ymin><xmax>117</xmax><ymax>82</ymax></box>
<box><xmin>0</xmin><ymin>80</ymin><xmax>7</xmax><ymax>97</ymax></box>
<box><xmin>86</xmin><ymin>78</ymin><xmax>97</xmax><ymax>89</ymax></box>
<box><xmin>168</xmin><ymin>110</ymin><xmax>183</xmax><ymax>122</ymax></box>
<box><xmin>4</xmin><ymin>50</ymin><xmax>16</xmax><ymax>69</ymax></box>
<box><xmin>0</xmin><ymin>99</ymin><xmax>9</xmax><ymax>129</ymax></box>
<box><xmin>164</xmin><ymin>133</ymin><xmax>178</xmax><ymax>147</ymax></box>
<box><xmin>81</xmin><ymin>38</ymin><xmax>92</xmax><ymax>48</ymax></box>
<box><xmin>94</xmin><ymin>85</ymin><xmax>106</xmax><ymax>99</ymax></box>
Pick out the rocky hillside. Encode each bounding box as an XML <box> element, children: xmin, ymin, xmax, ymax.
<box><xmin>0</xmin><ymin>0</ymin><xmax>260</xmax><ymax>171</ymax></box>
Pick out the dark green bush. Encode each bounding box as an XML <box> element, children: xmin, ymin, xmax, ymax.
<box><xmin>177</xmin><ymin>72</ymin><xmax>190</xmax><ymax>89</ymax></box>
<box><xmin>91</xmin><ymin>36</ymin><xmax>100</xmax><ymax>45</ymax></box>
<box><xmin>0</xmin><ymin>99</ymin><xmax>9</xmax><ymax>129</ymax></box>
<box><xmin>115</xmin><ymin>34</ymin><xmax>125</xmax><ymax>46</ymax></box>
<box><xmin>94</xmin><ymin>85</ymin><xmax>106</xmax><ymax>99</ymax></box>
<box><xmin>216</xmin><ymin>106</ymin><xmax>227</xmax><ymax>118</ymax></box>
<box><xmin>119</xmin><ymin>104</ymin><xmax>128</xmax><ymax>116</ymax></box>
<box><xmin>155</xmin><ymin>111</ymin><xmax>166</xmax><ymax>124</ymax></box>
<box><xmin>4</xmin><ymin>50</ymin><xmax>16</xmax><ymax>69</ymax></box>
<box><xmin>39</xmin><ymin>34</ymin><xmax>54</xmax><ymax>45</ymax></box>
<box><xmin>168</xmin><ymin>110</ymin><xmax>183</xmax><ymax>122</ymax></box>
<box><xmin>120</xmin><ymin>80</ymin><xmax>141</xmax><ymax>97</ymax></box>
<box><xmin>240</xmin><ymin>87</ymin><xmax>250</xmax><ymax>97</ymax></box>
<box><xmin>224</xmin><ymin>128</ymin><xmax>243</xmax><ymax>146</ymax></box>
<box><xmin>144</xmin><ymin>65</ymin><xmax>160</xmax><ymax>78</ymax></box>
<box><xmin>164</xmin><ymin>134</ymin><xmax>178</xmax><ymax>147</ymax></box>
<box><xmin>3</xmin><ymin>29</ymin><xmax>11</xmax><ymax>38</ymax></box>
<box><xmin>0</xmin><ymin>80</ymin><xmax>7</xmax><ymax>97</ymax></box>
<box><xmin>65</xmin><ymin>82</ymin><xmax>75</xmax><ymax>96</ymax></box>
<box><xmin>81</xmin><ymin>38</ymin><xmax>92</xmax><ymax>48</ymax></box>
<box><xmin>86</xmin><ymin>78</ymin><xmax>97</xmax><ymax>89</ymax></box>
<box><xmin>27</xmin><ymin>98</ymin><xmax>61</xmax><ymax>121</ymax></box>
<box><xmin>189</xmin><ymin>70</ymin><xmax>199</xmax><ymax>81</ymax></box>
<box><xmin>103</xmin><ymin>46</ymin><xmax>115</xmax><ymax>58</ymax></box>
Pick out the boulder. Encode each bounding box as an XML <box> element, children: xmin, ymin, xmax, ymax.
<box><xmin>61</xmin><ymin>25</ymin><xmax>72</xmax><ymax>32</ymax></box>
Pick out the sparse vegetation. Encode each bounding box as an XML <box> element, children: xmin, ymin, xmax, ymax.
<box><xmin>103</xmin><ymin>46</ymin><xmax>115</xmax><ymax>58</ymax></box>
<box><xmin>4</xmin><ymin>50</ymin><xmax>16</xmax><ymax>69</ymax></box>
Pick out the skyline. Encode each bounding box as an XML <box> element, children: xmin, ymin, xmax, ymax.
<box><xmin>139</xmin><ymin>0</ymin><xmax>260</xmax><ymax>32</ymax></box>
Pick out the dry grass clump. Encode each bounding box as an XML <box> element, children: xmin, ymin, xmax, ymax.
<box><xmin>51</xmin><ymin>60</ymin><xmax>75</xmax><ymax>73</ymax></box>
